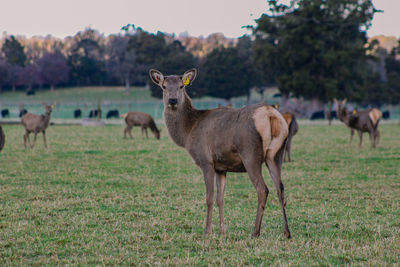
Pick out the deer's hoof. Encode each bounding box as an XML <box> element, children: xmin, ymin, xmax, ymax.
<box><xmin>284</xmin><ymin>229</ymin><xmax>291</xmax><ymax>239</ymax></box>
<box><xmin>252</xmin><ymin>231</ymin><xmax>260</xmax><ymax>238</ymax></box>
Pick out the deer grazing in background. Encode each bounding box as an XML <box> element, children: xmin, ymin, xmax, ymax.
<box><xmin>21</xmin><ymin>103</ymin><xmax>54</xmax><ymax>149</ymax></box>
<box><xmin>334</xmin><ymin>99</ymin><xmax>382</xmax><ymax>148</ymax></box>
<box><xmin>121</xmin><ymin>112</ymin><xmax>160</xmax><ymax>140</ymax></box>
<box><xmin>0</xmin><ymin>125</ymin><xmax>5</xmax><ymax>152</ymax></box>
<box><xmin>150</xmin><ymin>69</ymin><xmax>291</xmax><ymax>238</ymax></box>
<box><xmin>273</xmin><ymin>103</ymin><xmax>299</xmax><ymax>162</ymax></box>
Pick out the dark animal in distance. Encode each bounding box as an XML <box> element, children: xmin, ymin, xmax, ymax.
<box><xmin>74</xmin><ymin>109</ymin><xmax>82</xmax><ymax>118</ymax></box>
<box><xmin>88</xmin><ymin>109</ymin><xmax>101</xmax><ymax>118</ymax></box>
<box><xmin>1</xmin><ymin>109</ymin><xmax>10</xmax><ymax>118</ymax></box>
<box><xmin>21</xmin><ymin>103</ymin><xmax>54</xmax><ymax>149</ymax></box>
<box><xmin>26</xmin><ymin>90</ymin><xmax>35</xmax><ymax>96</ymax></box>
<box><xmin>150</xmin><ymin>69</ymin><xmax>290</xmax><ymax>238</ymax></box>
<box><xmin>335</xmin><ymin>99</ymin><xmax>382</xmax><ymax>148</ymax></box>
<box><xmin>310</xmin><ymin>110</ymin><xmax>325</xmax><ymax>120</ymax></box>
<box><xmin>0</xmin><ymin>125</ymin><xmax>5</xmax><ymax>152</ymax></box>
<box><xmin>121</xmin><ymin>112</ymin><xmax>160</xmax><ymax>140</ymax></box>
<box><xmin>19</xmin><ymin>109</ymin><xmax>28</xmax><ymax>118</ymax></box>
<box><xmin>382</xmin><ymin>110</ymin><xmax>390</xmax><ymax>120</ymax></box>
<box><xmin>106</xmin><ymin>109</ymin><xmax>119</xmax><ymax>119</ymax></box>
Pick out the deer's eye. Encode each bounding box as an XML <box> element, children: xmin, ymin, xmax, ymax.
<box><xmin>180</xmin><ymin>85</ymin><xmax>184</xmax><ymax>89</ymax></box>
<box><xmin>162</xmin><ymin>85</ymin><xmax>166</xmax><ymax>89</ymax></box>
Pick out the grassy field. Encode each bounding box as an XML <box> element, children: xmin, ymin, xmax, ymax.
<box><xmin>0</xmin><ymin>123</ymin><xmax>399</xmax><ymax>265</ymax></box>
<box><xmin>0</xmin><ymin>87</ymin><xmax>251</xmax><ymax>120</ymax></box>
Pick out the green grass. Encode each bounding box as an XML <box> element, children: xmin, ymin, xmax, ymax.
<box><xmin>0</xmin><ymin>123</ymin><xmax>399</xmax><ymax>265</ymax></box>
<box><xmin>0</xmin><ymin>86</ymin><xmax>251</xmax><ymax>120</ymax></box>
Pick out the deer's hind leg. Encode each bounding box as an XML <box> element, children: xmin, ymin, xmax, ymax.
<box><xmin>241</xmin><ymin>152</ymin><xmax>269</xmax><ymax>238</ymax></box>
<box><xmin>265</xmin><ymin>139</ymin><xmax>291</xmax><ymax>239</ymax></box>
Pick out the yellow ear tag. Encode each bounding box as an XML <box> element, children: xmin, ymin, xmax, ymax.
<box><xmin>353</xmin><ymin>110</ymin><xmax>357</xmax><ymax>115</ymax></box>
<box><xmin>184</xmin><ymin>77</ymin><xmax>190</xmax><ymax>86</ymax></box>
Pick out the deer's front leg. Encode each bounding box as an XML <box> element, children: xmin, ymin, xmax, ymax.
<box><xmin>216</xmin><ymin>172</ymin><xmax>227</xmax><ymax>234</ymax></box>
<box><xmin>42</xmin><ymin>130</ymin><xmax>47</xmax><ymax>148</ymax></box>
<box><xmin>350</xmin><ymin>129</ymin><xmax>354</xmax><ymax>145</ymax></box>
<box><xmin>358</xmin><ymin>130</ymin><xmax>363</xmax><ymax>148</ymax></box>
<box><xmin>201</xmin><ymin>166</ymin><xmax>215</xmax><ymax>236</ymax></box>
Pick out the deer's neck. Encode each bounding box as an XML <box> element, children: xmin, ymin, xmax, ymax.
<box><xmin>339</xmin><ymin>110</ymin><xmax>350</xmax><ymax>125</ymax></box>
<box><xmin>43</xmin><ymin>113</ymin><xmax>51</xmax><ymax>126</ymax></box>
<box><xmin>163</xmin><ymin>93</ymin><xmax>205</xmax><ymax>147</ymax></box>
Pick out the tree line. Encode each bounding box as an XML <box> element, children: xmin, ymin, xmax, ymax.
<box><xmin>1</xmin><ymin>0</ymin><xmax>400</xmax><ymax>106</ymax></box>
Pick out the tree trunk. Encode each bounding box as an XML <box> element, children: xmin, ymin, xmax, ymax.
<box><xmin>51</xmin><ymin>84</ymin><xmax>55</xmax><ymax>91</ymax></box>
<box><xmin>247</xmin><ymin>88</ymin><xmax>251</xmax><ymax>104</ymax></box>
<box><xmin>12</xmin><ymin>84</ymin><xmax>16</xmax><ymax>93</ymax></box>
<box><xmin>327</xmin><ymin>100</ymin><xmax>332</xmax><ymax>126</ymax></box>
<box><xmin>125</xmin><ymin>77</ymin><xmax>130</xmax><ymax>95</ymax></box>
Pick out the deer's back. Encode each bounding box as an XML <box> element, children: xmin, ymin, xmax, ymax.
<box><xmin>125</xmin><ymin>112</ymin><xmax>153</xmax><ymax>126</ymax></box>
<box><xmin>350</xmin><ymin>108</ymin><xmax>382</xmax><ymax>130</ymax></box>
<box><xmin>185</xmin><ymin>103</ymin><xmax>285</xmax><ymax>172</ymax></box>
<box><xmin>21</xmin><ymin>113</ymin><xmax>46</xmax><ymax>132</ymax></box>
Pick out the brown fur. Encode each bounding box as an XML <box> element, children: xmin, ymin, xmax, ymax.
<box><xmin>369</xmin><ymin>108</ymin><xmax>382</xmax><ymax>127</ymax></box>
<box><xmin>150</xmin><ymin>69</ymin><xmax>291</xmax><ymax>238</ymax></box>
<box><xmin>335</xmin><ymin>99</ymin><xmax>382</xmax><ymax>148</ymax></box>
<box><xmin>282</xmin><ymin>113</ymin><xmax>299</xmax><ymax>162</ymax></box>
<box><xmin>0</xmin><ymin>125</ymin><xmax>5</xmax><ymax>152</ymax></box>
<box><xmin>122</xmin><ymin>112</ymin><xmax>160</xmax><ymax>140</ymax></box>
<box><xmin>21</xmin><ymin>103</ymin><xmax>54</xmax><ymax>149</ymax></box>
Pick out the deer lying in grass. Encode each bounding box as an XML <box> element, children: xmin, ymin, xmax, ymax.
<box><xmin>150</xmin><ymin>69</ymin><xmax>291</xmax><ymax>238</ymax></box>
<box><xmin>21</xmin><ymin>103</ymin><xmax>54</xmax><ymax>149</ymax></box>
<box><xmin>334</xmin><ymin>98</ymin><xmax>382</xmax><ymax>148</ymax></box>
<box><xmin>121</xmin><ymin>112</ymin><xmax>160</xmax><ymax>140</ymax></box>
<box><xmin>0</xmin><ymin>125</ymin><xmax>5</xmax><ymax>152</ymax></box>
<box><xmin>273</xmin><ymin>104</ymin><xmax>299</xmax><ymax>162</ymax></box>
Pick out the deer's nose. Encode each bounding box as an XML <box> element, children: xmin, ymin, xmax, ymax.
<box><xmin>168</xmin><ymin>98</ymin><xmax>178</xmax><ymax>105</ymax></box>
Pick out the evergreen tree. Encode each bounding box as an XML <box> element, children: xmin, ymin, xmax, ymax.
<box><xmin>1</xmin><ymin>36</ymin><xmax>26</xmax><ymax>67</ymax></box>
<box><xmin>253</xmin><ymin>0</ymin><xmax>378</xmax><ymax>103</ymax></box>
<box><xmin>200</xmin><ymin>46</ymin><xmax>257</xmax><ymax>102</ymax></box>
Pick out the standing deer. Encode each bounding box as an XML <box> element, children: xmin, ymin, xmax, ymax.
<box><xmin>0</xmin><ymin>125</ymin><xmax>5</xmax><ymax>152</ymax></box>
<box><xmin>334</xmin><ymin>99</ymin><xmax>382</xmax><ymax>148</ymax></box>
<box><xmin>150</xmin><ymin>69</ymin><xmax>290</xmax><ymax>238</ymax></box>
<box><xmin>273</xmin><ymin>103</ymin><xmax>299</xmax><ymax>162</ymax></box>
<box><xmin>121</xmin><ymin>112</ymin><xmax>160</xmax><ymax>140</ymax></box>
<box><xmin>21</xmin><ymin>103</ymin><xmax>54</xmax><ymax>149</ymax></box>
<box><xmin>282</xmin><ymin>113</ymin><xmax>299</xmax><ymax>162</ymax></box>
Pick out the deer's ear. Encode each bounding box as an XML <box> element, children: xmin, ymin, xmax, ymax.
<box><xmin>149</xmin><ymin>69</ymin><xmax>164</xmax><ymax>86</ymax></box>
<box><xmin>333</xmin><ymin>98</ymin><xmax>338</xmax><ymax>105</ymax></box>
<box><xmin>342</xmin><ymin>98</ymin><xmax>347</xmax><ymax>105</ymax></box>
<box><xmin>182</xmin><ymin>69</ymin><xmax>197</xmax><ymax>86</ymax></box>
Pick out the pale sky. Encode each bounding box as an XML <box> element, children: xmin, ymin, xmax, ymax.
<box><xmin>0</xmin><ymin>0</ymin><xmax>399</xmax><ymax>39</ymax></box>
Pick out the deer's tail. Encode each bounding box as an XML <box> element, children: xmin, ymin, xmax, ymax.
<box><xmin>252</xmin><ymin>106</ymin><xmax>289</xmax><ymax>161</ymax></box>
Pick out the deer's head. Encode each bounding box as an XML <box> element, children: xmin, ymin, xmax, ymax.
<box><xmin>43</xmin><ymin>102</ymin><xmax>55</xmax><ymax>115</ymax></box>
<box><xmin>334</xmin><ymin>98</ymin><xmax>347</xmax><ymax>120</ymax></box>
<box><xmin>149</xmin><ymin>69</ymin><xmax>197</xmax><ymax>110</ymax></box>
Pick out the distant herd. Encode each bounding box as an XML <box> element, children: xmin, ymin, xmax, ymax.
<box><xmin>0</xmin><ymin>68</ymin><xmax>388</xmax><ymax>238</ymax></box>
